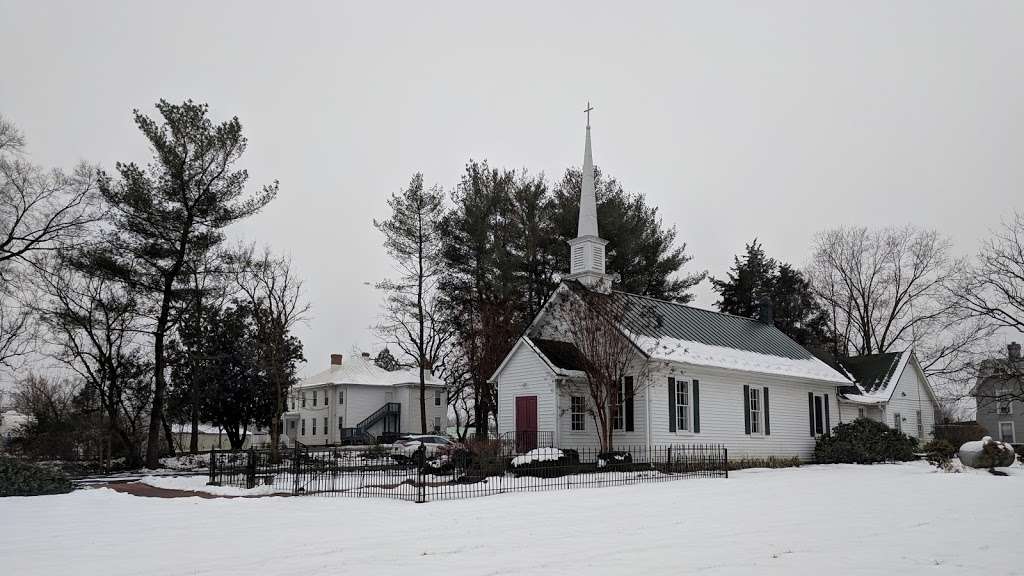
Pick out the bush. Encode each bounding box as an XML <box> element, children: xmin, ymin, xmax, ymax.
<box><xmin>933</xmin><ymin>422</ymin><xmax>987</xmax><ymax>448</ymax></box>
<box><xmin>814</xmin><ymin>418</ymin><xmax>919</xmax><ymax>464</ymax></box>
<box><xmin>0</xmin><ymin>457</ymin><xmax>74</xmax><ymax>497</ymax></box>
<box><xmin>727</xmin><ymin>457</ymin><xmax>802</xmax><ymax>471</ymax></box>
<box><xmin>923</xmin><ymin>439</ymin><xmax>957</xmax><ymax>459</ymax></box>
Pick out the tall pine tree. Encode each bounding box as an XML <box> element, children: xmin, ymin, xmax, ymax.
<box><xmin>97</xmin><ymin>100</ymin><xmax>277</xmax><ymax>467</ymax></box>
<box><xmin>712</xmin><ymin>239</ymin><xmax>829</xmax><ymax>348</ymax></box>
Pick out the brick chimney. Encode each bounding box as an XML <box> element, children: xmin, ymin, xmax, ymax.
<box><xmin>330</xmin><ymin>354</ymin><xmax>343</xmax><ymax>366</ymax></box>
<box><xmin>1009</xmin><ymin>342</ymin><xmax>1021</xmax><ymax>362</ymax></box>
<box><xmin>757</xmin><ymin>295</ymin><xmax>774</xmax><ymax>325</ymax></box>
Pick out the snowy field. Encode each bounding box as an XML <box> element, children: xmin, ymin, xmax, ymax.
<box><xmin>2</xmin><ymin>462</ymin><xmax>1023</xmax><ymax>576</ymax></box>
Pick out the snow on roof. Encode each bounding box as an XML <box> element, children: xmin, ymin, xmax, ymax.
<box><xmin>297</xmin><ymin>352</ymin><xmax>441</xmax><ymax>389</ymax></box>
<box><xmin>840</xmin><ymin>349</ymin><xmax>913</xmax><ymax>402</ymax></box>
<box><xmin>639</xmin><ymin>336</ymin><xmax>852</xmax><ymax>384</ymax></box>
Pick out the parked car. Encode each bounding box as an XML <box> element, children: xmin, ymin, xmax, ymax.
<box><xmin>391</xmin><ymin>435</ymin><xmax>455</xmax><ymax>464</ymax></box>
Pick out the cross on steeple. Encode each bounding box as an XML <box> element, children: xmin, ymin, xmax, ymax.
<box><xmin>584</xmin><ymin>101</ymin><xmax>594</xmax><ymax>128</ymax></box>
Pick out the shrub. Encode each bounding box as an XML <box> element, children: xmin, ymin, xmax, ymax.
<box><xmin>923</xmin><ymin>439</ymin><xmax>957</xmax><ymax>459</ymax></box>
<box><xmin>933</xmin><ymin>422</ymin><xmax>987</xmax><ymax>448</ymax></box>
<box><xmin>455</xmin><ymin>439</ymin><xmax>507</xmax><ymax>480</ymax></box>
<box><xmin>727</xmin><ymin>457</ymin><xmax>802</xmax><ymax>471</ymax></box>
<box><xmin>814</xmin><ymin>418</ymin><xmax>918</xmax><ymax>464</ymax></box>
<box><xmin>0</xmin><ymin>457</ymin><xmax>74</xmax><ymax>497</ymax></box>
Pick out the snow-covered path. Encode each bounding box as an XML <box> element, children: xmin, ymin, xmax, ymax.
<box><xmin>1</xmin><ymin>462</ymin><xmax>1022</xmax><ymax>575</ymax></box>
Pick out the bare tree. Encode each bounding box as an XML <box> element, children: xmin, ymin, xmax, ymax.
<box><xmin>544</xmin><ymin>286</ymin><xmax>658</xmax><ymax>451</ymax></box>
<box><xmin>374</xmin><ymin>174</ymin><xmax>452</xmax><ymax>434</ymax></box>
<box><xmin>807</xmin><ymin>225</ymin><xmax>990</xmax><ymax>378</ymax></box>
<box><xmin>0</xmin><ymin>115</ymin><xmax>101</xmax><ymax>370</ymax></box>
<box><xmin>232</xmin><ymin>244</ymin><xmax>308</xmax><ymax>463</ymax></box>
<box><xmin>953</xmin><ymin>212</ymin><xmax>1024</xmax><ymax>334</ymax></box>
<box><xmin>32</xmin><ymin>254</ymin><xmax>151</xmax><ymax>467</ymax></box>
<box><xmin>947</xmin><ymin>212</ymin><xmax>1024</xmax><ymax>407</ymax></box>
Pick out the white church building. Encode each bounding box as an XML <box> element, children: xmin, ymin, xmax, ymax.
<box><xmin>490</xmin><ymin>115</ymin><xmax>863</xmax><ymax>461</ymax></box>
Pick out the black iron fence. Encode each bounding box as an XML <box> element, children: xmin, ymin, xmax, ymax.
<box><xmin>209</xmin><ymin>441</ymin><xmax>728</xmax><ymax>502</ymax></box>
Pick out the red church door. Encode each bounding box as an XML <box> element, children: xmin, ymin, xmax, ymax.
<box><xmin>515</xmin><ymin>396</ymin><xmax>538</xmax><ymax>453</ymax></box>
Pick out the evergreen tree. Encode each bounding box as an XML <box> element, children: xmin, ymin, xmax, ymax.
<box><xmin>96</xmin><ymin>100</ymin><xmax>277</xmax><ymax>467</ymax></box>
<box><xmin>550</xmin><ymin>167</ymin><xmax>705</xmax><ymax>302</ymax></box>
<box><xmin>374</xmin><ymin>347</ymin><xmax>401</xmax><ymax>371</ymax></box>
<box><xmin>374</xmin><ymin>173</ymin><xmax>452</xmax><ymax>434</ymax></box>
<box><xmin>438</xmin><ymin>161</ymin><xmax>520</xmax><ymax>438</ymax></box>
<box><xmin>712</xmin><ymin>239</ymin><xmax>830</xmax><ymax>347</ymax></box>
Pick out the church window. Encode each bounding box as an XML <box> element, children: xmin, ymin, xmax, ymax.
<box><xmin>571</xmin><ymin>396</ymin><xmax>586</xmax><ymax>431</ymax></box>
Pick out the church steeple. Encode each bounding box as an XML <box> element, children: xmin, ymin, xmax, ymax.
<box><xmin>567</xmin><ymin>102</ymin><xmax>612</xmax><ymax>292</ymax></box>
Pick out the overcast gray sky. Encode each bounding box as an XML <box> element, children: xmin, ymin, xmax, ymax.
<box><xmin>1</xmin><ymin>1</ymin><xmax>1020</xmax><ymax>378</ymax></box>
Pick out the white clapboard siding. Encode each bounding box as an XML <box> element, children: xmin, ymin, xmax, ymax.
<box><xmin>647</xmin><ymin>366</ymin><xmax>840</xmax><ymax>461</ymax></box>
<box><xmin>885</xmin><ymin>361</ymin><xmax>937</xmax><ymax>442</ymax></box>
<box><xmin>556</xmin><ymin>379</ymin><xmax>650</xmax><ymax>451</ymax></box>
<box><xmin>496</xmin><ymin>341</ymin><xmax>556</xmax><ymax>436</ymax></box>
<box><xmin>837</xmin><ymin>401</ymin><xmax>883</xmax><ymax>424</ymax></box>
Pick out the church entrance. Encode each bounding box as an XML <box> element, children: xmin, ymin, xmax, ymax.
<box><xmin>515</xmin><ymin>395</ymin><xmax>538</xmax><ymax>453</ymax></box>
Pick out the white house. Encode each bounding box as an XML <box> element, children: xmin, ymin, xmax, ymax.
<box><xmin>490</xmin><ymin>116</ymin><xmax>854</xmax><ymax>461</ymax></box>
<box><xmin>834</xmin><ymin>349</ymin><xmax>940</xmax><ymax>443</ymax></box>
<box><xmin>283</xmin><ymin>351</ymin><xmax>447</xmax><ymax>445</ymax></box>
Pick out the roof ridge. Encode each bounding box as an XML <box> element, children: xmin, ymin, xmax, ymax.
<box><xmin>610</xmin><ymin>289</ymin><xmax>765</xmax><ymax>323</ymax></box>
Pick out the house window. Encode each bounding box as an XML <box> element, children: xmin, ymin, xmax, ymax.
<box><xmin>289</xmin><ymin>420</ymin><xmax>296</xmax><ymax>430</ymax></box>
<box><xmin>570</xmin><ymin>396</ymin><xmax>586</xmax><ymax>431</ymax></box>
<box><xmin>612</xmin><ymin>380</ymin><xmax>625</xmax><ymax>430</ymax></box>
<box><xmin>338</xmin><ymin>416</ymin><xmax>343</xmax><ymax>431</ymax></box>
<box><xmin>916</xmin><ymin>410</ymin><xmax>923</xmax><ymax>438</ymax></box>
<box><xmin>291</xmin><ymin>398</ymin><xmax>295</xmax><ymax>411</ymax></box>
<box><xmin>338</xmin><ymin>389</ymin><xmax>344</xmax><ymax>404</ymax></box>
<box><xmin>814</xmin><ymin>396</ymin><xmax>824</xmax><ymax>435</ymax></box>
<box><xmin>893</xmin><ymin>412</ymin><xmax>902</xmax><ymax>433</ymax></box>
<box><xmin>434</xmin><ymin>390</ymin><xmax>442</xmax><ymax>406</ymax></box>
<box><xmin>676</xmin><ymin>381</ymin><xmax>690</xmax><ymax>431</ymax></box>
<box><xmin>301</xmin><ymin>419</ymin><xmax>306</xmax><ymax>435</ymax></box>
<box><xmin>433</xmin><ymin>417</ymin><xmax>442</xmax><ymax>433</ymax></box>
<box><xmin>749</xmin><ymin>387</ymin><xmax>761</xmax><ymax>434</ymax></box>
<box><xmin>857</xmin><ymin>407</ymin><xmax>865</xmax><ymax>419</ymax></box>
<box><xmin>323</xmin><ymin>417</ymin><xmax>328</xmax><ymax>437</ymax></box>
<box><xmin>997</xmin><ymin>386</ymin><xmax>1012</xmax><ymax>415</ymax></box>
<box><xmin>313</xmin><ymin>391</ymin><xmax>318</xmax><ymax>407</ymax></box>
<box><xmin>301</xmin><ymin>393</ymin><xmax>306</xmax><ymax>408</ymax></box>
<box><xmin>999</xmin><ymin>422</ymin><xmax>1015</xmax><ymax>443</ymax></box>
<box><xmin>312</xmin><ymin>418</ymin><xmax>317</xmax><ymax>436</ymax></box>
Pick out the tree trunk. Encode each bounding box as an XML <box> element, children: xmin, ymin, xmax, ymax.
<box><xmin>189</xmin><ymin>383</ymin><xmax>200</xmax><ymax>453</ymax></box>
<box><xmin>144</xmin><ymin>329</ymin><xmax>168</xmax><ymax>468</ymax></box>
<box><xmin>270</xmin><ymin>364</ymin><xmax>282</xmax><ymax>464</ymax></box>
<box><xmin>161</xmin><ymin>413</ymin><xmax>176</xmax><ymax>457</ymax></box>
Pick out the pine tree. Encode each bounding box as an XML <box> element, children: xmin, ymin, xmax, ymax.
<box><xmin>712</xmin><ymin>239</ymin><xmax>830</xmax><ymax>348</ymax></box>
<box><xmin>550</xmin><ymin>167</ymin><xmax>705</xmax><ymax>302</ymax></box>
<box><xmin>96</xmin><ymin>100</ymin><xmax>277</xmax><ymax>467</ymax></box>
<box><xmin>374</xmin><ymin>347</ymin><xmax>401</xmax><ymax>371</ymax></box>
<box><xmin>374</xmin><ymin>174</ymin><xmax>451</xmax><ymax>435</ymax></box>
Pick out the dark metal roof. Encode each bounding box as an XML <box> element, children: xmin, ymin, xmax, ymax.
<box><xmin>840</xmin><ymin>352</ymin><xmax>903</xmax><ymax>395</ymax></box>
<box><xmin>560</xmin><ymin>281</ymin><xmax>818</xmax><ymax>361</ymax></box>
<box><xmin>530</xmin><ymin>338</ymin><xmax>585</xmax><ymax>372</ymax></box>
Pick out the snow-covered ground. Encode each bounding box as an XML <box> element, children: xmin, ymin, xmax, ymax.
<box><xmin>2</xmin><ymin>462</ymin><xmax>1022</xmax><ymax>575</ymax></box>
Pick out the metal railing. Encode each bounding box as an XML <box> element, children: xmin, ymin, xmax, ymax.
<box><xmin>209</xmin><ymin>442</ymin><xmax>728</xmax><ymax>502</ymax></box>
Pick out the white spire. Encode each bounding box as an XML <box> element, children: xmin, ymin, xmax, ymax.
<box><xmin>577</xmin><ymin>124</ymin><xmax>599</xmax><ymax>238</ymax></box>
<box><xmin>566</xmin><ymin>102</ymin><xmax>611</xmax><ymax>292</ymax></box>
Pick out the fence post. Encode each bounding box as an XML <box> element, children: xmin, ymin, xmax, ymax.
<box><xmin>415</xmin><ymin>445</ymin><xmax>426</xmax><ymax>503</ymax></box>
<box><xmin>208</xmin><ymin>449</ymin><xmax>217</xmax><ymax>486</ymax></box>
<box><xmin>292</xmin><ymin>443</ymin><xmax>301</xmax><ymax>494</ymax></box>
<box><xmin>245</xmin><ymin>448</ymin><xmax>256</xmax><ymax>489</ymax></box>
<box><xmin>723</xmin><ymin>446</ymin><xmax>728</xmax><ymax>478</ymax></box>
